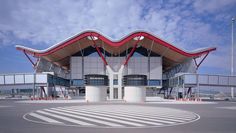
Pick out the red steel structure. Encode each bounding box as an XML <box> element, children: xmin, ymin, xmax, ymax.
<box><xmin>16</xmin><ymin>30</ymin><xmax>216</xmax><ymax>71</ymax></box>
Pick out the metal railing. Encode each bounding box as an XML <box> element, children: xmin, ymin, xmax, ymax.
<box><xmin>0</xmin><ymin>73</ymin><xmax>70</xmax><ymax>86</ymax></box>
<box><xmin>168</xmin><ymin>73</ymin><xmax>236</xmax><ymax>88</ymax></box>
<box><xmin>0</xmin><ymin>73</ymin><xmax>48</xmax><ymax>85</ymax></box>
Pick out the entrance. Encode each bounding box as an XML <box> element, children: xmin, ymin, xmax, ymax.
<box><xmin>113</xmin><ymin>88</ymin><xmax>118</xmax><ymax>99</ymax></box>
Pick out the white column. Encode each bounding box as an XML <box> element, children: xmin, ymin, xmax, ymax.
<box><xmin>118</xmin><ymin>65</ymin><xmax>124</xmax><ymax>99</ymax></box>
<box><xmin>85</xmin><ymin>86</ymin><xmax>107</xmax><ymax>102</ymax></box>
<box><xmin>124</xmin><ymin>86</ymin><xmax>146</xmax><ymax>102</ymax></box>
<box><xmin>106</xmin><ymin>66</ymin><xmax>114</xmax><ymax>99</ymax></box>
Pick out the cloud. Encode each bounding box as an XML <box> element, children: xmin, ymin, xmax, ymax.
<box><xmin>0</xmin><ymin>0</ymin><xmax>235</xmax><ymax>74</ymax></box>
<box><xmin>193</xmin><ymin>0</ymin><xmax>236</xmax><ymax>13</ymax></box>
<box><xmin>0</xmin><ymin>0</ymin><xmax>227</xmax><ymax>46</ymax></box>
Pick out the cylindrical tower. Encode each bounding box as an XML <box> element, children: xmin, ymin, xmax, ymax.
<box><xmin>85</xmin><ymin>74</ymin><xmax>108</xmax><ymax>102</ymax></box>
<box><xmin>123</xmin><ymin>75</ymin><xmax>147</xmax><ymax>102</ymax></box>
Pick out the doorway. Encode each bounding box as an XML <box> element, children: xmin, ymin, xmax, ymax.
<box><xmin>113</xmin><ymin>88</ymin><xmax>118</xmax><ymax>99</ymax></box>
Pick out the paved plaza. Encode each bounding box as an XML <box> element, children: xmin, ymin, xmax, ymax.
<box><xmin>0</xmin><ymin>100</ymin><xmax>236</xmax><ymax>133</ymax></box>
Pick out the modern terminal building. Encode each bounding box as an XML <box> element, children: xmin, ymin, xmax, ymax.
<box><xmin>0</xmin><ymin>30</ymin><xmax>236</xmax><ymax>102</ymax></box>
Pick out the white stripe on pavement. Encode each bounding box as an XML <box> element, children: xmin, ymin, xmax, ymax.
<box><xmin>45</xmin><ymin>109</ymin><xmax>145</xmax><ymax>127</ymax></box>
<box><xmin>44</xmin><ymin>109</ymin><xmax>124</xmax><ymax>127</ymax></box>
<box><xmin>29</xmin><ymin>112</ymin><xmax>63</xmax><ymax>124</ymax></box>
<box><xmin>36</xmin><ymin>110</ymin><xmax>94</xmax><ymax>126</ymax></box>
<box><xmin>25</xmin><ymin>105</ymin><xmax>199</xmax><ymax>128</ymax></box>
<box><xmin>52</xmin><ymin>108</ymin><xmax>163</xmax><ymax>126</ymax></box>
<box><xmin>53</xmin><ymin>108</ymin><xmax>165</xmax><ymax>125</ymax></box>
<box><xmin>57</xmin><ymin>106</ymin><xmax>195</xmax><ymax>119</ymax></box>
<box><xmin>58</xmin><ymin>107</ymin><xmax>177</xmax><ymax>124</ymax></box>
<box><xmin>58</xmin><ymin>107</ymin><xmax>193</xmax><ymax>123</ymax></box>
<box><xmin>63</xmin><ymin>106</ymin><xmax>195</xmax><ymax>118</ymax></box>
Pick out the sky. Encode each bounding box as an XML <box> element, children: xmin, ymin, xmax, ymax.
<box><xmin>0</xmin><ymin>0</ymin><xmax>236</xmax><ymax>75</ymax></box>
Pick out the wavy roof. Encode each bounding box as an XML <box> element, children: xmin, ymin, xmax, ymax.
<box><xmin>16</xmin><ymin>30</ymin><xmax>216</xmax><ymax>70</ymax></box>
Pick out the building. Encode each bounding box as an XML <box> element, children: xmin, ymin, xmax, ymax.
<box><xmin>1</xmin><ymin>30</ymin><xmax>235</xmax><ymax>101</ymax></box>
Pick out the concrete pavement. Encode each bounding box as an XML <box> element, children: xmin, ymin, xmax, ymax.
<box><xmin>0</xmin><ymin>100</ymin><xmax>236</xmax><ymax>133</ymax></box>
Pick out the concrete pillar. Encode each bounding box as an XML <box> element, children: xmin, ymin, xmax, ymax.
<box><xmin>118</xmin><ymin>65</ymin><xmax>124</xmax><ymax>99</ymax></box>
<box><xmin>106</xmin><ymin>66</ymin><xmax>114</xmax><ymax>99</ymax></box>
<box><xmin>124</xmin><ymin>86</ymin><xmax>146</xmax><ymax>102</ymax></box>
<box><xmin>85</xmin><ymin>74</ymin><xmax>108</xmax><ymax>102</ymax></box>
<box><xmin>123</xmin><ymin>75</ymin><xmax>147</xmax><ymax>103</ymax></box>
<box><xmin>85</xmin><ymin>86</ymin><xmax>107</xmax><ymax>102</ymax></box>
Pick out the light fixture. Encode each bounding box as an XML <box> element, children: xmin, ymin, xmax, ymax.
<box><xmin>87</xmin><ymin>36</ymin><xmax>98</xmax><ymax>40</ymax></box>
<box><xmin>133</xmin><ymin>36</ymin><xmax>144</xmax><ymax>41</ymax></box>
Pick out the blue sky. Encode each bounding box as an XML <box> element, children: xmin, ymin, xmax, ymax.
<box><xmin>0</xmin><ymin>0</ymin><xmax>236</xmax><ymax>75</ymax></box>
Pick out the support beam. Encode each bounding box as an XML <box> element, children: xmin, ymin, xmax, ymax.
<box><xmin>169</xmin><ymin>87</ymin><xmax>173</xmax><ymax>98</ymax></box>
<box><xmin>102</xmin><ymin>41</ymin><xmax>106</xmax><ymax>74</ymax></box>
<box><xmin>147</xmin><ymin>40</ymin><xmax>154</xmax><ymax>57</ymax></box>
<box><xmin>123</xmin><ymin>35</ymin><xmax>142</xmax><ymax>65</ymax></box>
<box><xmin>186</xmin><ymin>87</ymin><xmax>192</xmax><ymax>98</ymax></box>
<box><xmin>78</xmin><ymin>41</ymin><xmax>85</xmax><ymax>78</ymax></box>
<box><xmin>194</xmin><ymin>52</ymin><xmax>209</xmax><ymax>70</ymax></box>
<box><xmin>24</xmin><ymin>51</ymin><xmax>37</xmax><ymax>67</ymax></box>
<box><xmin>49</xmin><ymin>64</ymin><xmax>53</xmax><ymax>71</ymax></box>
<box><xmin>40</xmin><ymin>86</ymin><xmax>47</xmax><ymax>98</ymax></box>
<box><xmin>90</xmin><ymin>35</ymin><xmax>108</xmax><ymax>65</ymax></box>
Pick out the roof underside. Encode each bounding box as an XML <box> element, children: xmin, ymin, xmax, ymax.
<box><xmin>16</xmin><ymin>30</ymin><xmax>216</xmax><ymax>71</ymax></box>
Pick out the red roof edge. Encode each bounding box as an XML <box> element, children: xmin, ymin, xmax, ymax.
<box><xmin>16</xmin><ymin>31</ymin><xmax>216</xmax><ymax>57</ymax></box>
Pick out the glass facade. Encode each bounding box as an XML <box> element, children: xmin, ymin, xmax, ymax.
<box><xmin>84</xmin><ymin>74</ymin><xmax>109</xmax><ymax>86</ymax></box>
<box><xmin>71</xmin><ymin>79</ymin><xmax>84</xmax><ymax>86</ymax></box>
<box><xmin>168</xmin><ymin>73</ymin><xmax>236</xmax><ymax>88</ymax></box>
<box><xmin>70</xmin><ymin>56</ymin><xmax>163</xmax><ymax>87</ymax></box>
<box><xmin>113</xmin><ymin>79</ymin><xmax>118</xmax><ymax>85</ymax></box>
<box><xmin>123</xmin><ymin>75</ymin><xmax>147</xmax><ymax>86</ymax></box>
<box><xmin>148</xmin><ymin>80</ymin><xmax>161</xmax><ymax>86</ymax></box>
<box><xmin>47</xmin><ymin>74</ymin><xmax>70</xmax><ymax>87</ymax></box>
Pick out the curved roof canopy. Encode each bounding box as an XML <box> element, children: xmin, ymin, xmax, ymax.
<box><xmin>16</xmin><ymin>30</ymin><xmax>216</xmax><ymax>71</ymax></box>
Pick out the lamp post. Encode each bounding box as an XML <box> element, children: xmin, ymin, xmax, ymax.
<box><xmin>231</xmin><ymin>17</ymin><xmax>236</xmax><ymax>99</ymax></box>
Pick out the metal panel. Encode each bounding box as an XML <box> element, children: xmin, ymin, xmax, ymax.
<box><xmin>5</xmin><ymin>75</ymin><xmax>14</xmax><ymax>84</ymax></box>
<box><xmin>199</xmin><ymin>75</ymin><xmax>208</xmax><ymax>84</ymax></box>
<box><xmin>219</xmin><ymin>76</ymin><xmax>228</xmax><ymax>85</ymax></box>
<box><xmin>0</xmin><ymin>76</ymin><xmax>4</xmax><ymax>84</ymax></box>
<box><xmin>70</xmin><ymin>57</ymin><xmax>83</xmax><ymax>79</ymax></box>
<box><xmin>208</xmin><ymin>75</ymin><xmax>218</xmax><ymax>85</ymax></box>
<box><xmin>83</xmin><ymin>57</ymin><xmax>105</xmax><ymax>75</ymax></box>
<box><xmin>150</xmin><ymin>57</ymin><xmax>162</xmax><ymax>79</ymax></box>
<box><xmin>229</xmin><ymin>76</ymin><xmax>236</xmax><ymax>86</ymax></box>
<box><xmin>36</xmin><ymin>74</ymin><xmax>47</xmax><ymax>83</ymax></box>
<box><xmin>169</xmin><ymin>73</ymin><xmax>236</xmax><ymax>88</ymax></box>
<box><xmin>184</xmin><ymin>74</ymin><xmax>197</xmax><ymax>84</ymax></box>
<box><xmin>25</xmin><ymin>74</ymin><xmax>34</xmax><ymax>84</ymax></box>
<box><xmin>15</xmin><ymin>75</ymin><xmax>24</xmax><ymax>84</ymax></box>
<box><xmin>127</xmin><ymin>57</ymin><xmax>148</xmax><ymax>75</ymax></box>
<box><xmin>107</xmin><ymin>57</ymin><xmax>124</xmax><ymax>72</ymax></box>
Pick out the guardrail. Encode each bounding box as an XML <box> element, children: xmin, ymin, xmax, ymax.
<box><xmin>0</xmin><ymin>73</ymin><xmax>70</xmax><ymax>87</ymax></box>
<box><xmin>168</xmin><ymin>73</ymin><xmax>236</xmax><ymax>88</ymax></box>
<box><xmin>0</xmin><ymin>73</ymin><xmax>48</xmax><ymax>85</ymax></box>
